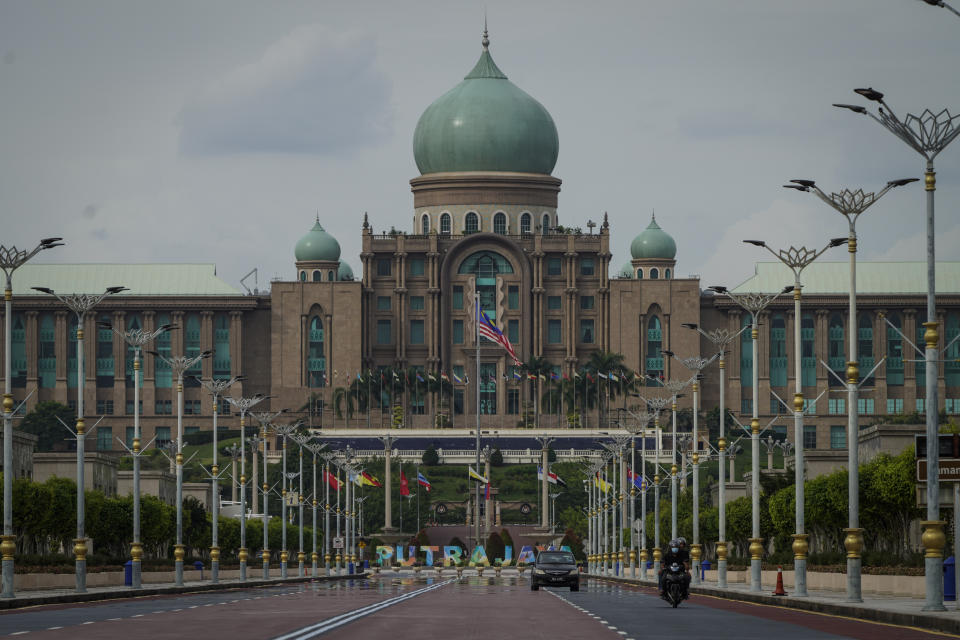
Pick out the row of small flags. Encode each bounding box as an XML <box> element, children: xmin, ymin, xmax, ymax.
<box><xmin>317</xmin><ymin>369</ymin><xmax>647</xmax><ymax>385</ymax></box>
<box><xmin>591</xmin><ymin>468</ymin><xmax>647</xmax><ymax>493</ymax></box>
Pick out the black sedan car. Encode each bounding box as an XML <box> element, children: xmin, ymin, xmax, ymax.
<box><xmin>530</xmin><ymin>551</ymin><xmax>579</xmax><ymax>591</ymax></box>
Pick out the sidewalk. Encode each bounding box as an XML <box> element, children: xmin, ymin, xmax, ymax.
<box><xmin>0</xmin><ymin>571</ymin><xmax>363</xmax><ymax>611</ymax></box>
<box><xmin>588</xmin><ymin>572</ymin><xmax>960</xmax><ymax>635</ymax></box>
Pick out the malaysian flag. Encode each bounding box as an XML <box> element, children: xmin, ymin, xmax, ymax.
<box><xmin>476</xmin><ymin>302</ymin><xmax>523</xmax><ymax>367</ymax></box>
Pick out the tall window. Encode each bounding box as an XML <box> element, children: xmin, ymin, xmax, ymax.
<box><xmin>312</xmin><ymin>271</ymin><xmax>321</xmax><ymax>282</ymax></box>
<box><xmin>124</xmin><ymin>314</ymin><xmax>143</xmax><ymax>388</ymax></box>
<box><xmin>493</xmin><ymin>212</ymin><xmax>507</xmax><ymax>234</ymax></box>
<box><xmin>96</xmin><ymin>314</ymin><xmax>113</xmax><ymax>388</ymax></box>
<box><xmin>580</xmin><ymin>258</ymin><xmax>595</xmax><ymax>276</ymax></box>
<box><xmin>377</xmin><ymin>259</ymin><xmax>391</xmax><ymax>276</ymax></box>
<box><xmin>410</xmin><ymin>319</ymin><xmax>424</xmax><ymax>344</ymax></box>
<box><xmin>508</xmin><ymin>319</ymin><xmax>519</xmax><ymax>343</ymax></box>
<box><xmin>440</xmin><ymin>213</ymin><xmax>451</xmax><ymax>234</ymax></box>
<box><xmin>154</xmin><ymin>313</ymin><xmax>172</xmax><ymax>388</ymax></box>
<box><xmin>377</xmin><ymin>319</ymin><xmax>392</xmax><ymax>345</ymax></box>
<box><xmin>830</xmin><ymin>426</ymin><xmax>846</xmax><ymax>450</ymax></box>
<box><xmin>580</xmin><ymin>319</ymin><xmax>595</xmax><ymax>344</ymax></box>
<box><xmin>547</xmin><ymin>258</ymin><xmax>562</xmax><ymax>276</ymax></box>
<box><xmin>637</xmin><ymin>269</ymin><xmax>643</xmax><ymax>279</ymax></box>
<box><xmin>887</xmin><ymin>312</ymin><xmax>904</xmax><ymax>386</ymax></box>
<box><xmin>916</xmin><ymin>322</ymin><xmax>926</xmax><ymax>382</ymax></box>
<box><xmin>184</xmin><ymin>313</ymin><xmax>201</xmax><ymax>386</ymax></box>
<box><xmin>647</xmin><ymin>316</ymin><xmax>663</xmax><ymax>379</ymax></box>
<box><xmin>740</xmin><ymin>315</ymin><xmax>753</xmax><ymax>382</ymax></box>
<box><xmin>801</xmin><ymin>313</ymin><xmax>815</xmax><ymax>387</ymax></box>
<box><xmin>548</xmin><ymin>319</ymin><xmax>562</xmax><ymax>344</ymax></box>
<box><xmin>479</xmin><ymin>363</ymin><xmax>497</xmax><ymax>415</ymax></box>
<box><xmin>421</xmin><ymin>214</ymin><xmax>430</xmax><ymax>234</ymax></box>
<box><xmin>38</xmin><ymin>312</ymin><xmax>56</xmax><ymax>389</ymax></box>
<box><xmin>948</xmin><ymin>313</ymin><xmax>960</xmax><ymax>387</ymax></box>
<box><xmin>409</xmin><ymin>258</ymin><xmax>425</xmax><ymax>276</ymax></box>
<box><xmin>10</xmin><ymin>313</ymin><xmax>25</xmax><ymax>387</ymax></box>
<box><xmin>665</xmin><ymin>268</ymin><xmax>671</xmax><ymax>279</ymax></box>
<box><xmin>97</xmin><ymin>426</ymin><xmax>113</xmax><ymax>451</ymax></box>
<box><xmin>377</xmin><ymin>296</ymin><xmax>391</xmax><ymax>311</ymax></box>
<box><xmin>453</xmin><ymin>320</ymin><xmax>464</xmax><ymax>344</ymax></box>
<box><xmin>803</xmin><ymin>425</ymin><xmax>817</xmax><ymax>449</ymax></box>
<box><xmin>541</xmin><ymin>213</ymin><xmax>550</xmax><ymax>234</ymax></box>
<box><xmin>650</xmin><ymin>268</ymin><xmax>659</xmax><ymax>280</ymax></box>
<box><xmin>465</xmin><ymin>212</ymin><xmax>479</xmax><ymax>233</ymax></box>
<box><xmin>828</xmin><ymin>313</ymin><xmax>845</xmax><ymax>387</ymax></box>
<box><xmin>214</xmin><ymin>313</ymin><xmax>231</xmax><ymax>379</ymax></box>
<box><xmin>508</xmin><ymin>286</ymin><xmax>519</xmax><ymax>310</ymax></box>
<box><xmin>308</xmin><ymin>316</ymin><xmax>325</xmax><ymax>387</ymax></box>
<box><xmin>452</xmin><ymin>286</ymin><xmax>463</xmax><ymax>310</ymax></box>
<box><xmin>458</xmin><ymin>251</ymin><xmax>513</xmax><ymax>319</ymax></box>
<box><xmin>858</xmin><ymin>314</ymin><xmax>873</xmax><ymax>370</ymax></box>
<box><xmin>520</xmin><ymin>213</ymin><xmax>531</xmax><ymax>234</ymax></box>
<box><xmin>67</xmin><ymin>314</ymin><xmax>79</xmax><ymax>388</ymax></box>
<box><xmin>769</xmin><ymin>313</ymin><xmax>787</xmax><ymax>387</ymax></box>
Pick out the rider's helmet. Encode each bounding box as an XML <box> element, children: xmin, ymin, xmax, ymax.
<box><xmin>677</xmin><ymin>537</ymin><xmax>687</xmax><ymax>546</ymax></box>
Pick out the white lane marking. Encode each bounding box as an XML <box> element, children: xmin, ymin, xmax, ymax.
<box><xmin>271</xmin><ymin>579</ymin><xmax>455</xmax><ymax>640</ymax></box>
<box><xmin>107</xmin><ymin>618</ymin><xmax>121</xmax><ymax>621</ymax></box>
<box><xmin>82</xmin><ymin>622</ymin><xmax>94</xmax><ymax>625</ymax></box>
<box><xmin>46</xmin><ymin>628</ymin><xmax>62</xmax><ymax>631</ymax></box>
<box><xmin>10</xmin><ymin>631</ymin><xmax>30</xmax><ymax>636</ymax></box>
<box><xmin>132</xmin><ymin>614</ymin><xmax>143</xmax><ymax>618</ymax></box>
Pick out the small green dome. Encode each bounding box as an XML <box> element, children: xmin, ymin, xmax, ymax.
<box><xmin>618</xmin><ymin>261</ymin><xmax>634</xmax><ymax>278</ymax></box>
<box><xmin>337</xmin><ymin>261</ymin><xmax>354</xmax><ymax>281</ymax></box>
<box><xmin>630</xmin><ymin>215</ymin><xmax>677</xmax><ymax>260</ymax></box>
<box><xmin>412</xmin><ymin>33</ymin><xmax>558</xmax><ymax>175</ymax></box>
<box><xmin>295</xmin><ymin>220</ymin><xmax>341</xmax><ymax>262</ymax></box>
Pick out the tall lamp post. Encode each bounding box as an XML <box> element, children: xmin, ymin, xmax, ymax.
<box><xmin>224</xmin><ymin>393</ymin><xmax>266</xmax><ymax>581</ymax></box>
<box><xmin>835</xmin><ymin>90</ymin><xmax>959</xmax><ymax>610</ymax></box>
<box><xmin>197</xmin><ymin>375</ymin><xmax>243</xmax><ymax>584</ymax></box>
<box><xmin>273</xmin><ymin>421</ymin><xmax>300</xmax><ymax>578</ymax></box>
<box><xmin>643</xmin><ymin>396</ymin><xmax>670</xmax><ymax>574</ymax></box>
<box><xmin>648</xmin><ymin>378</ymin><xmax>691</xmax><ymax>543</ymax></box>
<box><xmin>148</xmin><ymin>349</ymin><xmax>212</xmax><ymax>586</ymax></box>
<box><xmin>251</xmin><ymin>409</ymin><xmax>286</xmax><ymax>579</ymax></box>
<box><xmin>681</xmin><ymin>322</ymin><xmax>748</xmax><ymax>588</ymax></box>
<box><xmin>100</xmin><ymin>319</ymin><xmax>177</xmax><ymax>589</ymax></box>
<box><xmin>0</xmin><ymin>237</ymin><xmax>62</xmax><ymax>598</ymax></box>
<box><xmin>321</xmin><ymin>451</ymin><xmax>336</xmax><ymax>574</ymax></box>
<box><xmin>306</xmin><ymin>442</ymin><xmax>325</xmax><ymax>577</ymax></box>
<box><xmin>33</xmin><ymin>285</ymin><xmax>126</xmax><ymax>593</ymax></box>
<box><xmin>709</xmin><ymin>285</ymin><xmax>791</xmax><ymax>592</ymax></box>
<box><xmin>743</xmin><ymin>238</ymin><xmax>846</xmax><ymax>597</ymax></box>
<box><xmin>662</xmin><ymin>351</ymin><xmax>719</xmax><ymax>585</ymax></box>
<box><xmin>784</xmin><ymin>178</ymin><xmax>916</xmax><ymax>601</ymax></box>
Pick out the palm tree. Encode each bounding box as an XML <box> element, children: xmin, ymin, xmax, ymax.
<box><xmin>523</xmin><ymin>356</ymin><xmax>553</xmax><ymax>428</ymax></box>
<box><xmin>586</xmin><ymin>351</ymin><xmax>627</xmax><ymax>427</ymax></box>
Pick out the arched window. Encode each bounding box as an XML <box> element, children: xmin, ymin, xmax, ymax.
<box><xmin>886</xmin><ymin>312</ymin><xmax>904</xmax><ymax>386</ymax></box>
<box><xmin>637</xmin><ymin>269</ymin><xmax>643</xmax><ymax>279</ymax></box>
<box><xmin>646</xmin><ymin>316</ymin><xmax>663</xmax><ymax>381</ymax></box>
<box><xmin>308</xmin><ymin>316</ymin><xmax>325</xmax><ymax>388</ymax></box>
<box><xmin>650</xmin><ymin>268</ymin><xmax>659</xmax><ymax>280</ymax></box>
<box><xmin>440</xmin><ymin>212</ymin><xmax>451</xmax><ymax>234</ymax></box>
<box><xmin>312</xmin><ymin>270</ymin><xmax>321</xmax><ymax>282</ymax></box>
<box><xmin>37</xmin><ymin>313</ymin><xmax>55</xmax><ymax>389</ymax></box>
<box><xmin>493</xmin><ymin>212</ymin><xmax>507</xmax><ymax>234</ymax></box>
<box><xmin>770</xmin><ymin>313</ymin><xmax>787</xmax><ymax>386</ymax></box>
<box><xmin>421</xmin><ymin>214</ymin><xmax>430</xmax><ymax>235</ymax></box>
<box><xmin>664</xmin><ymin>268</ymin><xmax>671</xmax><ymax>279</ymax></box>
<box><xmin>300</xmin><ymin>271</ymin><xmax>306</xmax><ymax>281</ymax></box>
<box><xmin>465</xmin><ymin>212</ymin><xmax>479</xmax><ymax>233</ymax></box>
<box><xmin>520</xmin><ymin>212</ymin><xmax>532</xmax><ymax>234</ymax></box>
<box><xmin>741</xmin><ymin>314</ymin><xmax>753</xmax><ymax>382</ymax></box>
<box><xmin>801</xmin><ymin>313</ymin><xmax>815</xmax><ymax>386</ymax></box>
<box><xmin>829</xmin><ymin>313</ymin><xmax>845</xmax><ymax>387</ymax></box>
<box><xmin>328</xmin><ymin>270</ymin><xmax>335</xmax><ymax>281</ymax></box>
<box><xmin>947</xmin><ymin>312</ymin><xmax>960</xmax><ymax>387</ymax></box>
<box><xmin>459</xmin><ymin>251</ymin><xmax>514</xmax><ymax>316</ymax></box>
<box><xmin>541</xmin><ymin>213</ymin><xmax>550</xmax><ymax>234</ymax></box>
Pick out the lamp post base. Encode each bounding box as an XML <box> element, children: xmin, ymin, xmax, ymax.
<box><xmin>924</xmin><ymin>556</ymin><xmax>946</xmax><ymax>611</ymax></box>
<box><xmin>239</xmin><ymin>560</ymin><xmax>247</xmax><ymax>582</ymax></box>
<box><xmin>794</xmin><ymin>557</ymin><xmax>808</xmax><ymax>597</ymax></box>
<box><xmin>717</xmin><ymin>559</ymin><xmax>727</xmax><ymax>589</ymax></box>
<box><xmin>131</xmin><ymin>560</ymin><xmax>142</xmax><ymax>589</ymax></box>
<box><xmin>1</xmin><ymin>557</ymin><xmax>13</xmax><ymax>598</ymax></box>
<box><xmin>211</xmin><ymin>560</ymin><xmax>219</xmax><ymax>584</ymax></box>
<box><xmin>76</xmin><ymin>559</ymin><xmax>87</xmax><ymax>593</ymax></box>
<box><xmin>175</xmin><ymin>561</ymin><xmax>183</xmax><ymax>587</ymax></box>
<box><xmin>846</xmin><ymin>557</ymin><xmax>862</xmax><ymax>602</ymax></box>
<box><xmin>281</xmin><ymin>560</ymin><xmax>288</xmax><ymax>579</ymax></box>
<box><xmin>750</xmin><ymin>558</ymin><xmax>762</xmax><ymax>592</ymax></box>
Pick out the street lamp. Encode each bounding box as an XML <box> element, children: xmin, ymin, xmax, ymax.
<box><xmin>196</xmin><ymin>374</ymin><xmax>243</xmax><ymax>584</ymax></box>
<box><xmin>273</xmin><ymin>421</ymin><xmax>301</xmax><ymax>578</ymax></box>
<box><xmin>643</xmin><ymin>395</ymin><xmax>672</xmax><ymax>576</ymax></box>
<box><xmin>306</xmin><ymin>442</ymin><xmax>326</xmax><ymax>577</ymax></box>
<box><xmin>223</xmin><ymin>393</ymin><xmax>267</xmax><ymax>581</ymax></box>
<box><xmin>100</xmin><ymin>320</ymin><xmax>177</xmax><ymax>589</ymax></box>
<box><xmin>0</xmin><ymin>237</ymin><xmax>62</xmax><ymax>599</ymax></box>
<box><xmin>251</xmin><ymin>409</ymin><xmax>287</xmax><ymax>579</ymax></box>
<box><xmin>835</xmin><ymin>89</ymin><xmax>960</xmax><ymax>611</ymax></box>
<box><xmin>921</xmin><ymin>0</ymin><xmax>960</xmax><ymax>18</ymax></box>
<box><xmin>784</xmin><ymin>178</ymin><xmax>916</xmax><ymax>601</ymax></box>
<box><xmin>625</xmin><ymin>410</ymin><xmax>654</xmax><ymax>579</ymax></box>
<box><xmin>709</xmin><ymin>284</ymin><xmax>791</xmax><ymax>591</ymax></box>
<box><xmin>320</xmin><ymin>451</ymin><xmax>337</xmax><ymax>574</ymax></box>
<box><xmin>147</xmin><ymin>348</ymin><xmax>212</xmax><ymax>586</ymax></box>
<box><xmin>681</xmin><ymin>322</ymin><xmax>749</xmax><ymax>588</ymax></box>
<box><xmin>33</xmin><ymin>284</ymin><xmax>126</xmax><ymax>593</ymax></box>
<box><xmin>645</xmin><ymin>377</ymin><xmax>692</xmax><ymax>543</ymax></box>
<box><xmin>662</xmin><ymin>350</ymin><xmax>719</xmax><ymax>585</ymax></box>
<box><xmin>742</xmin><ymin>238</ymin><xmax>845</xmax><ymax>596</ymax></box>
<box><xmin>290</xmin><ymin>433</ymin><xmax>311</xmax><ymax>577</ymax></box>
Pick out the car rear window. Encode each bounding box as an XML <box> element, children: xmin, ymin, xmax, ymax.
<box><xmin>538</xmin><ymin>552</ymin><xmax>575</xmax><ymax>564</ymax></box>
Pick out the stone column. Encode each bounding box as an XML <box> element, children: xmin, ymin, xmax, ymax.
<box><xmin>381</xmin><ymin>436</ymin><xmax>396</xmax><ymax>532</ymax></box>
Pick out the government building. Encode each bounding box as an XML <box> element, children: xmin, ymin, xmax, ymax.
<box><xmin>3</xmin><ymin>32</ymin><xmax>959</xmax><ymax>469</ymax></box>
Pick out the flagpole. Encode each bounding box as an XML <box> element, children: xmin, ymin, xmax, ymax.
<box><xmin>474</xmin><ymin>293</ymin><xmax>481</xmax><ymax>555</ymax></box>
<box><xmin>416</xmin><ymin>462</ymin><xmax>420</xmax><ymax>533</ymax></box>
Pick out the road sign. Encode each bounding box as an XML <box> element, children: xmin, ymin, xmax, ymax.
<box><xmin>333</xmin><ymin>537</ymin><xmax>344</xmax><ymax>549</ymax></box>
<box><xmin>917</xmin><ymin>459</ymin><xmax>960</xmax><ymax>483</ymax></box>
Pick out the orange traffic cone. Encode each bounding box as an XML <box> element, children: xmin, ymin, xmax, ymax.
<box><xmin>773</xmin><ymin>566</ymin><xmax>787</xmax><ymax>596</ymax></box>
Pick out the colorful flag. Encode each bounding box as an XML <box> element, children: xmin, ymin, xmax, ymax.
<box><xmin>325</xmin><ymin>470</ymin><xmax>341</xmax><ymax>491</ymax></box>
<box><xmin>596</xmin><ymin>473</ymin><xmax>612</xmax><ymax>493</ymax></box>
<box><xmin>627</xmin><ymin>468</ymin><xmax>645</xmax><ymax>491</ymax></box>
<box><xmin>428</xmin><ymin>372</ymin><xmax>437</xmax><ymax>382</ymax></box>
<box><xmin>400</xmin><ymin>470</ymin><xmax>410</xmax><ymax>496</ymax></box>
<box><xmin>513</xmin><ymin>370</ymin><xmax>522</xmax><ymax>380</ymax></box>
<box><xmin>452</xmin><ymin>371</ymin><xmax>463</xmax><ymax>384</ymax></box>
<box><xmin>550</xmin><ymin>371</ymin><xmax>560</xmax><ymax>381</ymax></box>
<box><xmin>476</xmin><ymin>302</ymin><xmax>523</xmax><ymax>366</ymax></box>
<box><xmin>537</xmin><ymin>466</ymin><xmax>567</xmax><ymax>487</ymax></box>
<box><xmin>417</xmin><ymin>472</ymin><xmax>432</xmax><ymax>492</ymax></box>
<box><xmin>609</xmin><ymin>372</ymin><xmax>619</xmax><ymax>382</ymax></box>
<box><xmin>362</xmin><ymin>471</ymin><xmax>382</xmax><ymax>487</ymax></box>
<box><xmin>485</xmin><ymin>482</ymin><xmax>490</xmax><ymax>501</ymax></box>
<box><xmin>441</xmin><ymin>372</ymin><xmax>450</xmax><ymax>381</ymax></box>
<box><xmin>468</xmin><ymin>466</ymin><xmax>489</xmax><ymax>484</ymax></box>
<box><xmin>416</xmin><ymin>373</ymin><xmax>425</xmax><ymax>383</ymax></box>
<box><xmin>598</xmin><ymin>371</ymin><xmax>609</xmax><ymax>380</ymax></box>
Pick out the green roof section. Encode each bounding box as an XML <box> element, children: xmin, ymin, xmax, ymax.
<box><xmin>295</xmin><ymin>219</ymin><xmax>341</xmax><ymax>262</ymax></box>
<box><xmin>732</xmin><ymin>261</ymin><xmax>960</xmax><ymax>295</ymax></box>
<box><xmin>630</xmin><ymin>215</ymin><xmax>677</xmax><ymax>260</ymax></box>
<box><xmin>13</xmin><ymin>264</ymin><xmax>243</xmax><ymax>296</ymax></box>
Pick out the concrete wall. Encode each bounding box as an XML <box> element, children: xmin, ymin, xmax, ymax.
<box><xmin>33</xmin><ymin>452</ymin><xmax>118</xmax><ymax>496</ymax></box>
<box><xmin>0</xmin><ymin>429</ymin><xmax>38</xmax><ymax>480</ymax></box>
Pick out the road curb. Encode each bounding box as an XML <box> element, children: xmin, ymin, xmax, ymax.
<box><xmin>587</xmin><ymin>574</ymin><xmax>960</xmax><ymax>635</ymax></box>
<box><xmin>0</xmin><ymin>572</ymin><xmax>366</xmax><ymax>611</ymax></box>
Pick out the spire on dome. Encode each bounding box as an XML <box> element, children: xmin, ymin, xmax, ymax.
<box><xmin>482</xmin><ymin>13</ymin><xmax>489</xmax><ymax>50</ymax></box>
<box><xmin>465</xmin><ymin>20</ymin><xmax>506</xmax><ymax>79</ymax></box>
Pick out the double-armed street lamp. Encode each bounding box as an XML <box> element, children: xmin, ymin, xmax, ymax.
<box><xmin>784</xmin><ymin>178</ymin><xmax>916</xmax><ymax>601</ymax></box>
<box><xmin>272</xmin><ymin>421</ymin><xmax>301</xmax><ymax>578</ymax></box>
<box><xmin>743</xmin><ymin>238</ymin><xmax>846</xmax><ymax>596</ymax></box>
<box><xmin>147</xmin><ymin>348</ymin><xmax>212</xmax><ymax>586</ymax></box>
<box><xmin>921</xmin><ymin>0</ymin><xmax>960</xmax><ymax>18</ymax></box>
<box><xmin>251</xmin><ymin>409</ymin><xmax>287</xmax><ymax>579</ymax></box>
<box><xmin>643</xmin><ymin>395</ymin><xmax>671</xmax><ymax>575</ymax></box>
<box><xmin>835</xmin><ymin>88</ymin><xmax>960</xmax><ymax>611</ymax></box>
<box><xmin>320</xmin><ymin>451</ymin><xmax>337</xmax><ymax>574</ymax></box>
<box><xmin>196</xmin><ymin>375</ymin><xmax>243</xmax><ymax>584</ymax></box>
<box><xmin>306</xmin><ymin>442</ymin><xmax>326</xmax><ymax>577</ymax></box>
<box><xmin>224</xmin><ymin>393</ymin><xmax>267</xmax><ymax>580</ymax></box>
<box><xmin>709</xmin><ymin>285</ymin><xmax>791</xmax><ymax>592</ymax></box>
<box><xmin>100</xmin><ymin>319</ymin><xmax>177</xmax><ymax>589</ymax></box>
<box><xmin>290</xmin><ymin>433</ymin><xmax>312</xmax><ymax>577</ymax></box>
<box><xmin>33</xmin><ymin>284</ymin><xmax>126</xmax><ymax>593</ymax></box>
<box><xmin>0</xmin><ymin>237</ymin><xmax>62</xmax><ymax>598</ymax></box>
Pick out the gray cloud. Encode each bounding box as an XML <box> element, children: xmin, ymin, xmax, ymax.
<box><xmin>177</xmin><ymin>23</ymin><xmax>393</xmax><ymax>155</ymax></box>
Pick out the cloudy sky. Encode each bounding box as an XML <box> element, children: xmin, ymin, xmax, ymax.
<box><xmin>2</xmin><ymin>0</ymin><xmax>959</xmax><ymax>291</ymax></box>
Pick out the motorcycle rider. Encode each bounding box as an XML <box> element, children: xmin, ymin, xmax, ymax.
<box><xmin>658</xmin><ymin>537</ymin><xmax>691</xmax><ymax>599</ymax></box>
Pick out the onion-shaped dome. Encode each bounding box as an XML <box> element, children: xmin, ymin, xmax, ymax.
<box><xmin>618</xmin><ymin>261</ymin><xmax>634</xmax><ymax>278</ymax></box>
<box><xmin>337</xmin><ymin>261</ymin><xmax>354</xmax><ymax>281</ymax></box>
<box><xmin>412</xmin><ymin>30</ymin><xmax>558</xmax><ymax>175</ymax></box>
<box><xmin>295</xmin><ymin>219</ymin><xmax>341</xmax><ymax>262</ymax></box>
<box><xmin>630</xmin><ymin>215</ymin><xmax>677</xmax><ymax>260</ymax></box>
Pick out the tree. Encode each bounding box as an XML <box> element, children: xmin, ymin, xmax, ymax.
<box><xmin>490</xmin><ymin>448</ymin><xmax>504</xmax><ymax>467</ymax></box>
<box><xmin>422</xmin><ymin>445</ymin><xmax>439</xmax><ymax>466</ymax></box>
<box><xmin>559</xmin><ymin>528</ymin><xmax>585</xmax><ymax>562</ymax></box>
<box><xmin>500</xmin><ymin>528</ymin><xmax>514</xmax><ymax>551</ymax></box>
<box><xmin>20</xmin><ymin>401</ymin><xmax>75</xmax><ymax>451</ymax></box>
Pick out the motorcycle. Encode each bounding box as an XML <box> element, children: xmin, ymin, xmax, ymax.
<box><xmin>662</xmin><ymin>562</ymin><xmax>686</xmax><ymax>608</ymax></box>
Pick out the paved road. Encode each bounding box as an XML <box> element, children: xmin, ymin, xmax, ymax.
<box><xmin>0</xmin><ymin>576</ymin><xmax>953</xmax><ymax>639</ymax></box>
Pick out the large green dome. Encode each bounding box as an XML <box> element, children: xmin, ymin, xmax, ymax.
<box><xmin>295</xmin><ymin>220</ymin><xmax>341</xmax><ymax>262</ymax></box>
<box><xmin>337</xmin><ymin>261</ymin><xmax>354</xmax><ymax>281</ymax></box>
<box><xmin>412</xmin><ymin>33</ymin><xmax>559</xmax><ymax>175</ymax></box>
<box><xmin>630</xmin><ymin>215</ymin><xmax>677</xmax><ymax>260</ymax></box>
<box><xmin>619</xmin><ymin>261</ymin><xmax>635</xmax><ymax>278</ymax></box>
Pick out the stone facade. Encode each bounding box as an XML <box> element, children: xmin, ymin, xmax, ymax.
<box><xmin>0</xmin><ymin>429</ymin><xmax>38</xmax><ymax>480</ymax></box>
<box><xmin>33</xmin><ymin>452</ymin><xmax>118</xmax><ymax>497</ymax></box>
